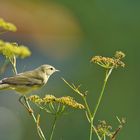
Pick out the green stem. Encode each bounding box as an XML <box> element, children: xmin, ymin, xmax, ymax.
<box><xmin>0</xmin><ymin>59</ymin><xmax>10</xmax><ymax>76</ymax></box>
<box><xmin>9</xmin><ymin>56</ymin><xmax>17</xmax><ymax>75</ymax></box>
<box><xmin>89</xmin><ymin>119</ymin><xmax>93</xmax><ymax>140</ymax></box>
<box><xmin>62</xmin><ymin>78</ymin><xmax>102</xmax><ymax>140</ymax></box>
<box><xmin>82</xmin><ymin>97</ymin><xmax>92</xmax><ymax>118</ymax></box>
<box><xmin>92</xmin><ymin>125</ymin><xmax>101</xmax><ymax>140</ymax></box>
<box><xmin>92</xmin><ymin>76</ymin><xmax>107</xmax><ymax>121</ymax></box>
<box><xmin>12</xmin><ymin>65</ymin><xmax>17</xmax><ymax>75</ymax></box>
<box><xmin>50</xmin><ymin>116</ymin><xmax>57</xmax><ymax>140</ymax></box>
<box><xmin>13</xmin><ymin>56</ymin><xmax>17</xmax><ymax>75</ymax></box>
<box><xmin>82</xmin><ymin>96</ymin><xmax>101</xmax><ymax>140</ymax></box>
<box><xmin>83</xmin><ymin>97</ymin><xmax>93</xmax><ymax>140</ymax></box>
<box><xmin>103</xmin><ymin>134</ymin><xmax>106</xmax><ymax>140</ymax></box>
<box><xmin>92</xmin><ymin>69</ymin><xmax>113</xmax><ymax>122</ymax></box>
<box><xmin>24</xmin><ymin>96</ymin><xmax>47</xmax><ymax>140</ymax></box>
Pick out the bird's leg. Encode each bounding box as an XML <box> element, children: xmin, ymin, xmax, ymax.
<box><xmin>19</xmin><ymin>96</ymin><xmax>33</xmax><ymax>114</ymax></box>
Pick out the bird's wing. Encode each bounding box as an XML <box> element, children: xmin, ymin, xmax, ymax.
<box><xmin>1</xmin><ymin>75</ymin><xmax>43</xmax><ymax>86</ymax></box>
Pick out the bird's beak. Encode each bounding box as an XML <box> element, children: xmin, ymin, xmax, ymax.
<box><xmin>55</xmin><ymin>69</ymin><xmax>60</xmax><ymax>72</ymax></box>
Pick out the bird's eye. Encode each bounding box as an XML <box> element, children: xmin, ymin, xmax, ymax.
<box><xmin>50</xmin><ymin>67</ymin><xmax>53</xmax><ymax>70</ymax></box>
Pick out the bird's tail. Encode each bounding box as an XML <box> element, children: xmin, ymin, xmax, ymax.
<box><xmin>0</xmin><ymin>81</ymin><xmax>9</xmax><ymax>90</ymax></box>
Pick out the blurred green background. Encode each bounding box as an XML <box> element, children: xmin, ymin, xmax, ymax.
<box><xmin>0</xmin><ymin>0</ymin><xmax>139</xmax><ymax>140</ymax></box>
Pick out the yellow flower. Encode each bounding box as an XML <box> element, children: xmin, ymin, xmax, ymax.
<box><xmin>56</xmin><ymin>96</ymin><xmax>85</xmax><ymax>109</ymax></box>
<box><xmin>14</xmin><ymin>46</ymin><xmax>31</xmax><ymax>58</ymax></box>
<box><xmin>0</xmin><ymin>40</ymin><xmax>31</xmax><ymax>58</ymax></box>
<box><xmin>28</xmin><ymin>94</ymin><xmax>85</xmax><ymax>110</ymax></box>
<box><xmin>1</xmin><ymin>43</ymin><xmax>15</xmax><ymax>58</ymax></box>
<box><xmin>28</xmin><ymin>95</ymin><xmax>43</xmax><ymax>104</ymax></box>
<box><xmin>43</xmin><ymin>95</ymin><xmax>56</xmax><ymax>103</ymax></box>
<box><xmin>0</xmin><ymin>18</ymin><xmax>17</xmax><ymax>32</ymax></box>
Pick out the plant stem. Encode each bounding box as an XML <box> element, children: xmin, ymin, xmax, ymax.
<box><xmin>82</xmin><ymin>97</ymin><xmax>92</xmax><ymax>118</ymax></box>
<box><xmin>12</xmin><ymin>65</ymin><xmax>17</xmax><ymax>75</ymax></box>
<box><xmin>0</xmin><ymin>59</ymin><xmax>9</xmax><ymax>76</ymax></box>
<box><xmin>92</xmin><ymin>69</ymin><xmax>113</xmax><ymax>122</ymax></box>
<box><xmin>92</xmin><ymin>125</ymin><xmax>101</xmax><ymax>140</ymax></box>
<box><xmin>62</xmin><ymin>78</ymin><xmax>102</xmax><ymax>140</ymax></box>
<box><xmin>83</xmin><ymin>97</ymin><xmax>93</xmax><ymax>140</ymax></box>
<box><xmin>104</xmin><ymin>134</ymin><xmax>106</xmax><ymax>140</ymax></box>
<box><xmin>50</xmin><ymin>116</ymin><xmax>57</xmax><ymax>140</ymax></box>
<box><xmin>9</xmin><ymin>56</ymin><xmax>17</xmax><ymax>75</ymax></box>
<box><xmin>89</xmin><ymin>119</ymin><xmax>93</xmax><ymax>140</ymax></box>
<box><xmin>82</xmin><ymin>96</ymin><xmax>101</xmax><ymax>140</ymax></box>
<box><xmin>92</xmin><ymin>76</ymin><xmax>107</xmax><ymax>121</ymax></box>
<box><xmin>87</xmin><ymin>69</ymin><xmax>113</xmax><ymax>140</ymax></box>
<box><xmin>24</xmin><ymin>96</ymin><xmax>47</xmax><ymax>140</ymax></box>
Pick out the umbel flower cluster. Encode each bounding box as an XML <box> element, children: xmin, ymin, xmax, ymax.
<box><xmin>96</xmin><ymin>120</ymin><xmax>114</xmax><ymax>138</ymax></box>
<box><xmin>91</xmin><ymin>51</ymin><xmax>125</xmax><ymax>69</ymax></box>
<box><xmin>0</xmin><ymin>18</ymin><xmax>31</xmax><ymax>59</ymax></box>
<box><xmin>28</xmin><ymin>95</ymin><xmax>85</xmax><ymax>110</ymax></box>
<box><xmin>0</xmin><ymin>18</ymin><xmax>17</xmax><ymax>32</ymax></box>
<box><xmin>0</xmin><ymin>40</ymin><xmax>31</xmax><ymax>58</ymax></box>
<box><xmin>96</xmin><ymin>117</ymin><xmax>126</xmax><ymax>139</ymax></box>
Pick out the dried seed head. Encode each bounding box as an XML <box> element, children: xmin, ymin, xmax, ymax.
<box><xmin>96</xmin><ymin>120</ymin><xmax>114</xmax><ymax>138</ymax></box>
<box><xmin>115</xmin><ymin>51</ymin><xmax>125</xmax><ymax>59</ymax></box>
<box><xmin>91</xmin><ymin>51</ymin><xmax>125</xmax><ymax>69</ymax></box>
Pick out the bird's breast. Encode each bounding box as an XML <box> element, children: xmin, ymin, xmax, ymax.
<box><xmin>42</xmin><ymin>75</ymin><xmax>49</xmax><ymax>85</ymax></box>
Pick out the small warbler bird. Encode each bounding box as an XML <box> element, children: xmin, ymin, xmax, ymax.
<box><xmin>0</xmin><ymin>64</ymin><xmax>59</xmax><ymax>95</ymax></box>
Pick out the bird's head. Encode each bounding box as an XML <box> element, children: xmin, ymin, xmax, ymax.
<box><xmin>39</xmin><ymin>64</ymin><xmax>59</xmax><ymax>76</ymax></box>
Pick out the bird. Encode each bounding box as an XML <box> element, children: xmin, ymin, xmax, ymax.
<box><xmin>0</xmin><ymin>64</ymin><xmax>59</xmax><ymax>95</ymax></box>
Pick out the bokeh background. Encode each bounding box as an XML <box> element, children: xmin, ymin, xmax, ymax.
<box><xmin>0</xmin><ymin>0</ymin><xmax>139</xmax><ymax>140</ymax></box>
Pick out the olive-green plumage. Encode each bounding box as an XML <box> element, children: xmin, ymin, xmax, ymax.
<box><xmin>0</xmin><ymin>64</ymin><xmax>59</xmax><ymax>95</ymax></box>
